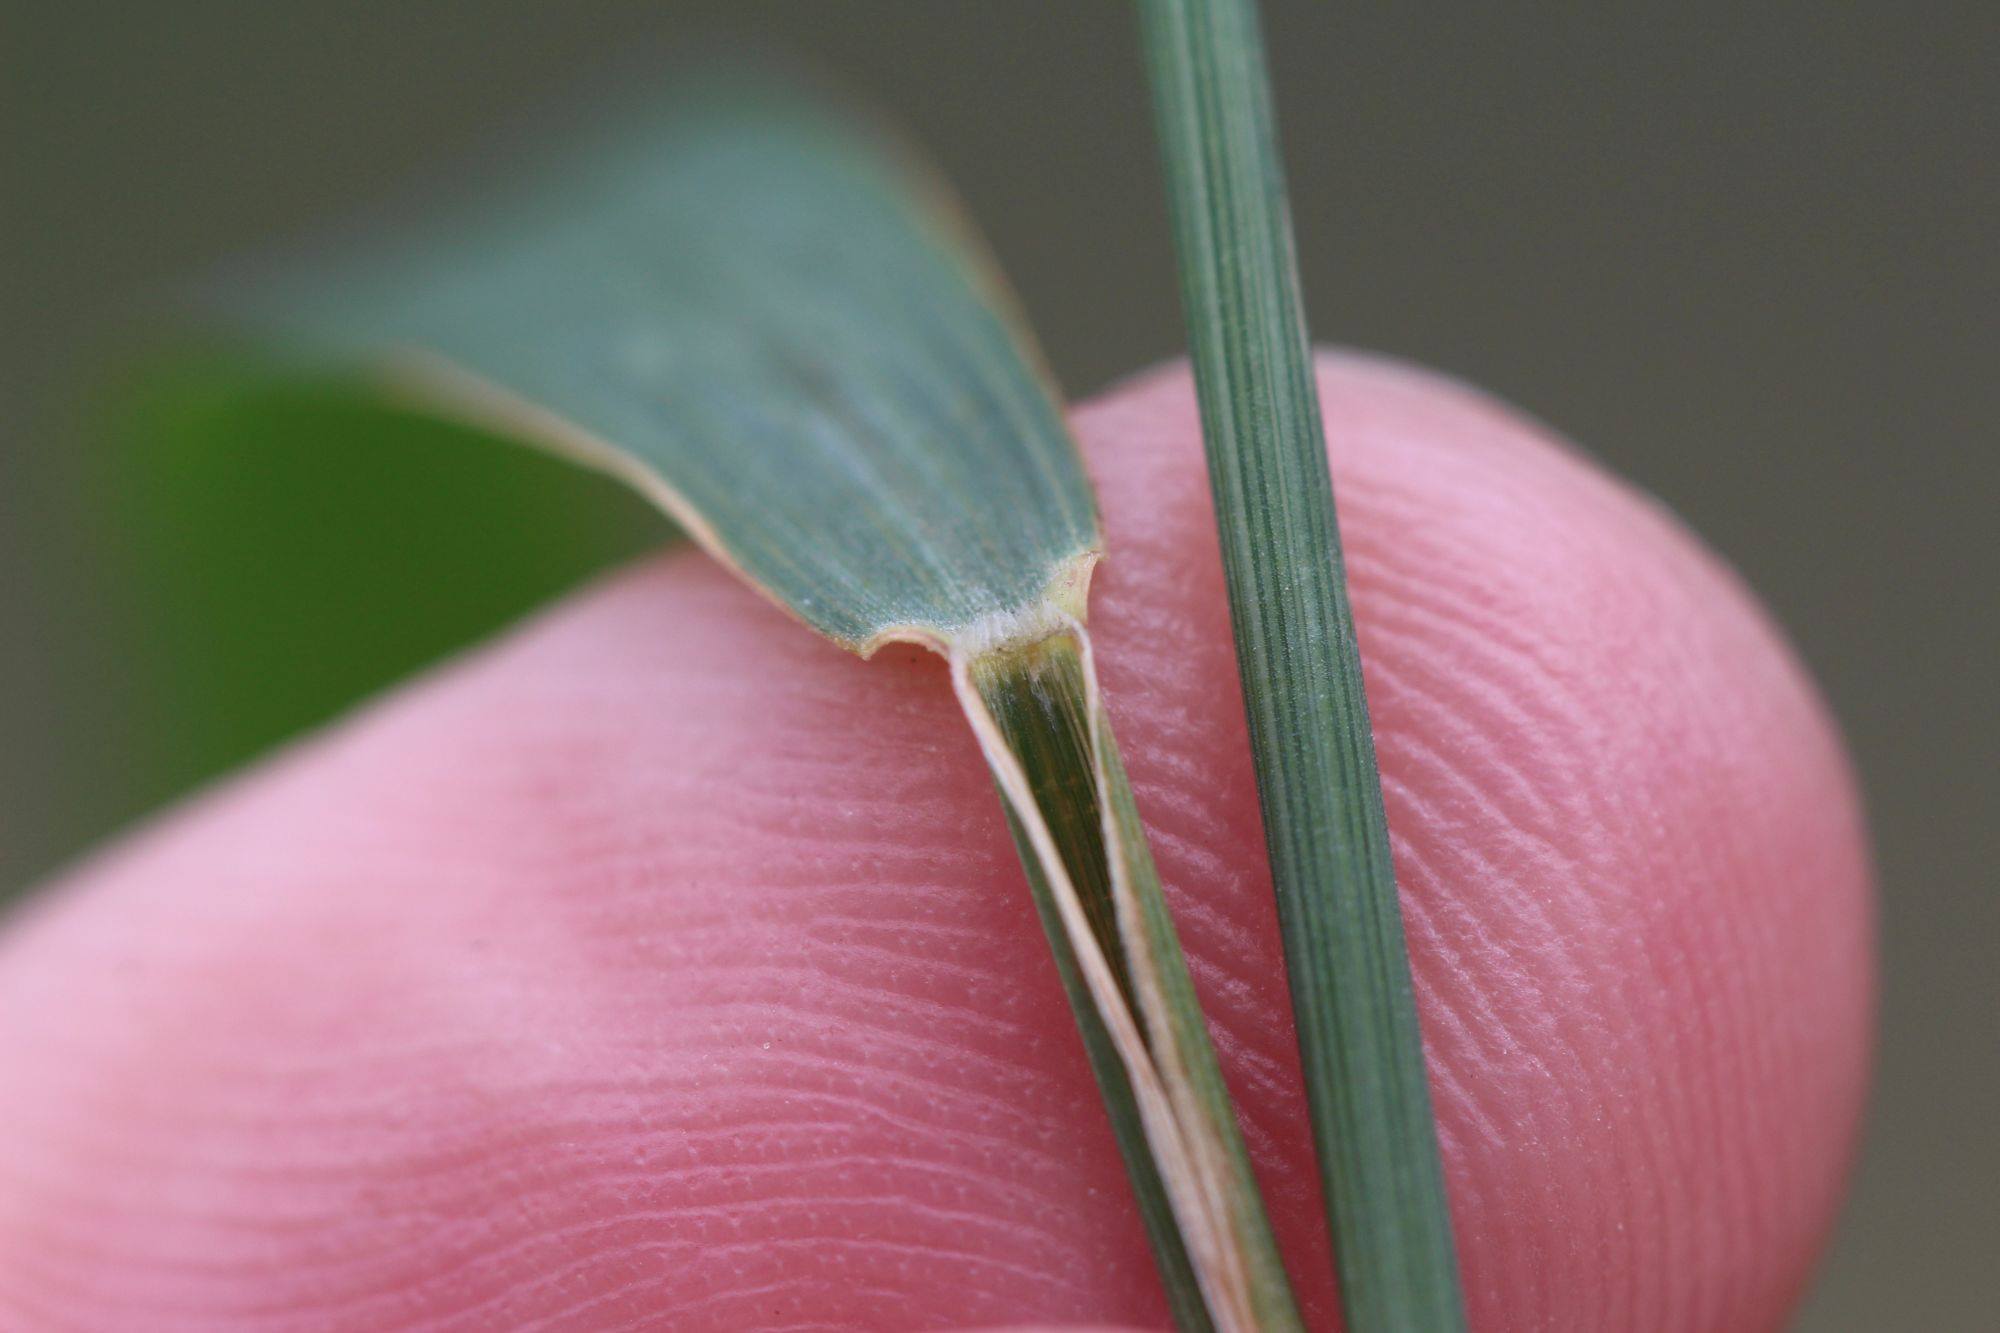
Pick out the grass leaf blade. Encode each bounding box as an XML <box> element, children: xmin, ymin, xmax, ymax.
<box><xmin>225</xmin><ymin>84</ymin><xmax>1098</xmax><ymax>657</ymax></box>
<box><xmin>215</xmin><ymin>78</ymin><xmax>1303</xmax><ymax>1328</ymax></box>
<box><xmin>1140</xmin><ymin>2</ymin><xmax>1468</xmax><ymax>1326</ymax></box>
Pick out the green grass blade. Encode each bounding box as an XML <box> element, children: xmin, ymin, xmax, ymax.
<box><xmin>1140</xmin><ymin>1</ymin><xmax>1468</xmax><ymax>1327</ymax></box>
<box><xmin>213</xmin><ymin>79</ymin><xmax>1301</xmax><ymax>1327</ymax></box>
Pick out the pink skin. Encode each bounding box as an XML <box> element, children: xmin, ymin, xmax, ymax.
<box><xmin>0</xmin><ymin>352</ymin><xmax>1872</xmax><ymax>1331</ymax></box>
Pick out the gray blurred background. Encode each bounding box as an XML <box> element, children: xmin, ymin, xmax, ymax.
<box><xmin>2</xmin><ymin>3</ymin><xmax>1993</xmax><ymax>1327</ymax></box>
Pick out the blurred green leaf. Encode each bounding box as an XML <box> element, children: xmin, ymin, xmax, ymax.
<box><xmin>104</xmin><ymin>355</ymin><xmax>666</xmax><ymax>808</ymax></box>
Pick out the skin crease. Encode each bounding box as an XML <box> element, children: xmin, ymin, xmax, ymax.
<box><xmin>0</xmin><ymin>352</ymin><xmax>1871</xmax><ymax>1331</ymax></box>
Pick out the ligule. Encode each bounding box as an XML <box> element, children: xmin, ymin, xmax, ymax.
<box><xmin>956</xmin><ymin>629</ymin><xmax>1303</xmax><ymax>1332</ymax></box>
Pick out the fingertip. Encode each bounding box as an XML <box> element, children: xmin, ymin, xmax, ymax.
<box><xmin>0</xmin><ymin>350</ymin><xmax>1872</xmax><ymax>1331</ymax></box>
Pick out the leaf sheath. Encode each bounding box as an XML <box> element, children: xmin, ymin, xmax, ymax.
<box><xmin>961</xmin><ymin>630</ymin><xmax>1301</xmax><ymax>1331</ymax></box>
